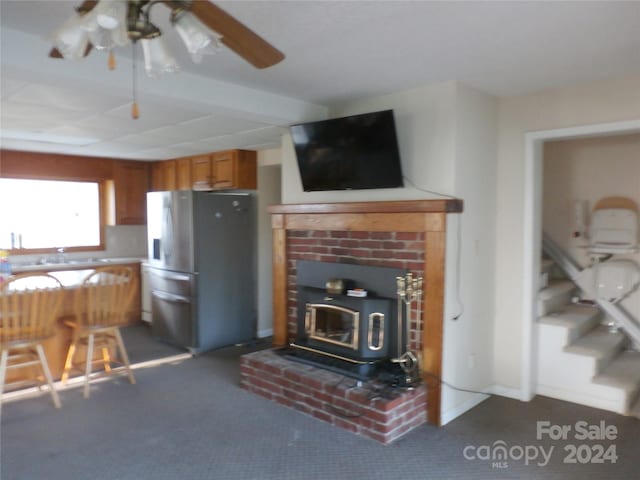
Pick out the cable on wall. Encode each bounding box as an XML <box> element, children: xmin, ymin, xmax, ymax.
<box><xmin>403</xmin><ymin>175</ymin><xmax>465</xmax><ymax>321</ymax></box>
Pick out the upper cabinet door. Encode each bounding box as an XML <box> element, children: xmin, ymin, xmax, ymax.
<box><xmin>191</xmin><ymin>154</ymin><xmax>213</xmax><ymax>190</ymax></box>
<box><xmin>211</xmin><ymin>150</ymin><xmax>235</xmax><ymax>189</ymax></box>
<box><xmin>150</xmin><ymin>160</ymin><xmax>176</xmax><ymax>192</ymax></box>
<box><xmin>113</xmin><ymin>161</ymin><xmax>150</xmax><ymax>225</ymax></box>
<box><xmin>212</xmin><ymin>150</ymin><xmax>257</xmax><ymax>190</ymax></box>
<box><xmin>176</xmin><ymin>157</ymin><xmax>192</xmax><ymax>190</ymax></box>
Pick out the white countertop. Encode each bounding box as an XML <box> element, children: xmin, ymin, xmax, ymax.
<box><xmin>11</xmin><ymin>257</ymin><xmax>145</xmax><ymax>274</ymax></box>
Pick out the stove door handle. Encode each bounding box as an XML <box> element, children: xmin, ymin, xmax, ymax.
<box><xmin>367</xmin><ymin>313</ymin><xmax>385</xmax><ymax>351</ymax></box>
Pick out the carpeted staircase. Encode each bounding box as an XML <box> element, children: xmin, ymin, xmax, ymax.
<box><xmin>536</xmin><ymin>258</ymin><xmax>640</xmax><ymax>418</ymax></box>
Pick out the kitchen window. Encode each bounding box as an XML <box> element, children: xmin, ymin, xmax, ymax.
<box><xmin>0</xmin><ymin>178</ymin><xmax>102</xmax><ymax>251</ymax></box>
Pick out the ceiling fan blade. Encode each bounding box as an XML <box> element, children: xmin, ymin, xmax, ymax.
<box><xmin>48</xmin><ymin>0</ymin><xmax>98</xmax><ymax>59</ymax></box>
<box><xmin>49</xmin><ymin>43</ymin><xmax>94</xmax><ymax>59</ymax></box>
<box><xmin>49</xmin><ymin>47</ymin><xmax>64</xmax><ymax>59</ymax></box>
<box><xmin>185</xmin><ymin>1</ymin><xmax>285</xmax><ymax>69</ymax></box>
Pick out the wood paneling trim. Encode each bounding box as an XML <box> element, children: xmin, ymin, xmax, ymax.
<box><xmin>272</xmin><ymin>227</ymin><xmax>288</xmax><ymax>345</ymax></box>
<box><xmin>0</xmin><ymin>150</ymin><xmax>115</xmax><ymax>180</ymax></box>
<box><xmin>268</xmin><ymin>199</ymin><xmax>462</xmax><ymax>215</ymax></box>
<box><xmin>423</xmin><ymin>219</ymin><xmax>446</xmax><ymax>426</ymax></box>
<box><xmin>284</xmin><ymin>213</ymin><xmax>427</xmax><ymax>232</ymax></box>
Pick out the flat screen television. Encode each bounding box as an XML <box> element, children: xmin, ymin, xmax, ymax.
<box><xmin>290</xmin><ymin>110</ymin><xmax>404</xmax><ymax>192</ymax></box>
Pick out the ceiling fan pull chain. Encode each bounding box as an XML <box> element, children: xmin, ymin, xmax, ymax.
<box><xmin>131</xmin><ymin>42</ymin><xmax>140</xmax><ymax>120</ymax></box>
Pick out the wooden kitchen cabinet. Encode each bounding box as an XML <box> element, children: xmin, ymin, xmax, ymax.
<box><xmin>175</xmin><ymin>156</ymin><xmax>192</xmax><ymax>190</ymax></box>
<box><xmin>150</xmin><ymin>160</ymin><xmax>176</xmax><ymax>191</ymax></box>
<box><xmin>212</xmin><ymin>150</ymin><xmax>257</xmax><ymax>190</ymax></box>
<box><xmin>154</xmin><ymin>149</ymin><xmax>257</xmax><ymax>191</ymax></box>
<box><xmin>112</xmin><ymin>160</ymin><xmax>149</xmax><ymax>225</ymax></box>
<box><xmin>191</xmin><ymin>154</ymin><xmax>213</xmax><ymax>189</ymax></box>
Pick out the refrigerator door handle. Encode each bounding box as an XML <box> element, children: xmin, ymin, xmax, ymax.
<box><xmin>149</xmin><ymin>270</ymin><xmax>192</xmax><ymax>282</ymax></box>
<box><xmin>151</xmin><ymin>290</ymin><xmax>191</xmax><ymax>304</ymax></box>
<box><xmin>162</xmin><ymin>203</ymin><xmax>174</xmax><ymax>261</ymax></box>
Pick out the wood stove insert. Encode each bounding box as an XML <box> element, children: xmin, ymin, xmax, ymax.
<box><xmin>285</xmin><ymin>260</ymin><xmax>404</xmax><ymax>379</ymax></box>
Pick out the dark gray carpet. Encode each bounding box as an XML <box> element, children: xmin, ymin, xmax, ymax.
<box><xmin>120</xmin><ymin>322</ymin><xmax>187</xmax><ymax>364</ymax></box>
<box><xmin>2</xmin><ymin>341</ymin><xmax>639</xmax><ymax>480</ymax></box>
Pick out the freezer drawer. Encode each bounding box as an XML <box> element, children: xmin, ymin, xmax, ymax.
<box><xmin>148</xmin><ymin>268</ymin><xmax>195</xmax><ymax>298</ymax></box>
<box><xmin>151</xmin><ymin>290</ymin><xmax>194</xmax><ymax>350</ymax></box>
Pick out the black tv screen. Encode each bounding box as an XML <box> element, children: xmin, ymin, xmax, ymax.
<box><xmin>290</xmin><ymin>110</ymin><xmax>404</xmax><ymax>192</ymax></box>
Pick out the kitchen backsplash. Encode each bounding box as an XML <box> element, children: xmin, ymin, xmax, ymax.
<box><xmin>104</xmin><ymin>225</ymin><xmax>147</xmax><ymax>258</ymax></box>
<box><xmin>10</xmin><ymin>225</ymin><xmax>148</xmax><ymax>265</ymax></box>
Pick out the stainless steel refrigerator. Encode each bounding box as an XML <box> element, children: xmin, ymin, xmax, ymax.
<box><xmin>146</xmin><ymin>190</ymin><xmax>256</xmax><ymax>353</ymax></box>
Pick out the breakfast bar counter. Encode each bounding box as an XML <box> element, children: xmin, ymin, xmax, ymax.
<box><xmin>4</xmin><ymin>259</ymin><xmax>142</xmax><ymax>384</ymax></box>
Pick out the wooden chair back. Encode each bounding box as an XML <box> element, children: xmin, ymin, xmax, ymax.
<box><xmin>76</xmin><ymin>266</ymin><xmax>135</xmax><ymax>329</ymax></box>
<box><xmin>0</xmin><ymin>273</ymin><xmax>64</xmax><ymax>347</ymax></box>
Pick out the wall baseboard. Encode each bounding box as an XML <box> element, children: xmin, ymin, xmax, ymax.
<box><xmin>441</xmin><ymin>392</ymin><xmax>490</xmax><ymax>426</ymax></box>
<box><xmin>257</xmin><ymin>328</ymin><xmax>273</xmax><ymax>339</ymax></box>
<box><xmin>488</xmin><ymin>384</ymin><xmax>523</xmax><ymax>400</ymax></box>
<box><xmin>536</xmin><ymin>384</ymin><xmax>624</xmax><ymax>414</ymax></box>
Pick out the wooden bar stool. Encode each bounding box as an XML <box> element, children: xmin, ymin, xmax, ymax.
<box><xmin>61</xmin><ymin>266</ymin><xmax>136</xmax><ymax>398</ymax></box>
<box><xmin>0</xmin><ymin>273</ymin><xmax>64</xmax><ymax>414</ymax></box>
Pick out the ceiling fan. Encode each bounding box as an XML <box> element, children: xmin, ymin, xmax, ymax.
<box><xmin>48</xmin><ymin>0</ymin><xmax>284</xmax><ymax>117</ymax></box>
<box><xmin>49</xmin><ymin>0</ymin><xmax>284</xmax><ymax>68</ymax></box>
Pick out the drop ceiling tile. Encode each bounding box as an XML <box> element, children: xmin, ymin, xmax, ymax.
<box><xmin>104</xmin><ymin>101</ymin><xmax>208</xmax><ymax>126</ymax></box>
<box><xmin>1</xmin><ymin>77</ymin><xmax>28</xmax><ymax>99</ymax></box>
<box><xmin>70</xmin><ymin>114</ymin><xmax>143</xmax><ymax>136</ymax></box>
<box><xmin>135</xmin><ymin>145</ymin><xmax>209</xmax><ymax>160</ymax></box>
<box><xmin>165</xmin><ymin>142</ymin><xmax>214</xmax><ymax>155</ymax></box>
<box><xmin>1</xmin><ymin>102</ymin><xmax>90</xmax><ymax>122</ymax></box>
<box><xmin>46</xmin><ymin>125</ymin><xmax>122</xmax><ymax>142</ymax></box>
<box><xmin>7</xmin><ymin>83</ymin><xmax>128</xmax><ymax>112</ymax></box>
<box><xmin>0</xmin><ymin>116</ymin><xmax>62</xmax><ymax>131</ymax></box>
<box><xmin>143</xmin><ymin>116</ymin><xmax>228</xmax><ymax>142</ymax></box>
<box><xmin>82</xmin><ymin>141</ymin><xmax>146</xmax><ymax>156</ymax></box>
<box><xmin>116</xmin><ymin>133</ymin><xmax>185</xmax><ymax>148</ymax></box>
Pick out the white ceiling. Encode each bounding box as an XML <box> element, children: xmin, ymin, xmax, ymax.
<box><xmin>1</xmin><ymin>0</ymin><xmax>639</xmax><ymax>161</ymax></box>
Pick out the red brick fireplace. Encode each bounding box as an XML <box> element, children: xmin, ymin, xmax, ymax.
<box><xmin>241</xmin><ymin>200</ymin><xmax>462</xmax><ymax>440</ymax></box>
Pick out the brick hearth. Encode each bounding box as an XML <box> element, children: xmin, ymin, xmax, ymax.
<box><xmin>240</xmin><ymin>349</ymin><xmax>427</xmax><ymax>444</ymax></box>
<box><xmin>267</xmin><ymin>200</ymin><xmax>464</xmax><ymax>426</ymax></box>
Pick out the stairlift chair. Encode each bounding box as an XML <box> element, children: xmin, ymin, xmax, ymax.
<box><xmin>587</xmin><ymin>197</ymin><xmax>640</xmax><ymax>302</ymax></box>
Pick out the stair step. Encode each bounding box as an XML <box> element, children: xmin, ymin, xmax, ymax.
<box><xmin>592</xmin><ymin>351</ymin><xmax>640</xmax><ymax>393</ymax></box>
<box><xmin>539</xmin><ymin>304</ymin><xmax>602</xmax><ymax>343</ymax></box>
<box><xmin>538</xmin><ymin>280</ymin><xmax>576</xmax><ymax>316</ymax></box>
<box><xmin>539</xmin><ymin>304</ymin><xmax>601</xmax><ymax>328</ymax></box>
<box><xmin>564</xmin><ymin>325</ymin><xmax>627</xmax><ymax>360</ymax></box>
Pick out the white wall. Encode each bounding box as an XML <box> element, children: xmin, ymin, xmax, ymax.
<box><xmin>440</xmin><ymin>85</ymin><xmax>498</xmax><ymax>423</ymax></box>
<box><xmin>256</xmin><ymin>151</ymin><xmax>282</xmax><ymax>338</ymax></box>
<box><xmin>494</xmin><ymin>74</ymin><xmax>640</xmax><ymax>393</ymax></box>
<box><xmin>279</xmin><ymin>81</ymin><xmax>498</xmax><ymax>424</ymax></box>
<box><xmin>281</xmin><ymin>81</ymin><xmax>458</xmax><ymax>204</ymax></box>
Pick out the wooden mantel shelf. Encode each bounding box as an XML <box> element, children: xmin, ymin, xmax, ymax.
<box><xmin>267</xmin><ymin>198</ymin><xmax>463</xmax><ymax>215</ymax></box>
<box><xmin>269</xmin><ymin>198</ymin><xmax>463</xmax><ymax>426</ymax></box>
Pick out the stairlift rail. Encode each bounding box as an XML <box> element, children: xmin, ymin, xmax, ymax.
<box><xmin>542</xmin><ymin>233</ymin><xmax>640</xmax><ymax>347</ymax></box>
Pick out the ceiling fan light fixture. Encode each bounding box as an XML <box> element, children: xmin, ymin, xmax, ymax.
<box><xmin>89</xmin><ymin>24</ymin><xmax>129</xmax><ymax>50</ymax></box>
<box><xmin>141</xmin><ymin>37</ymin><xmax>179</xmax><ymax>78</ymax></box>
<box><xmin>95</xmin><ymin>0</ymin><xmax>127</xmax><ymax>30</ymax></box>
<box><xmin>51</xmin><ymin>13</ymin><xmax>90</xmax><ymax>60</ymax></box>
<box><xmin>172</xmin><ymin>10</ymin><xmax>222</xmax><ymax>63</ymax></box>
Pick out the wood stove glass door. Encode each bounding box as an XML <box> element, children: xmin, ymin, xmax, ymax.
<box><xmin>305</xmin><ymin>303</ymin><xmax>359</xmax><ymax>350</ymax></box>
